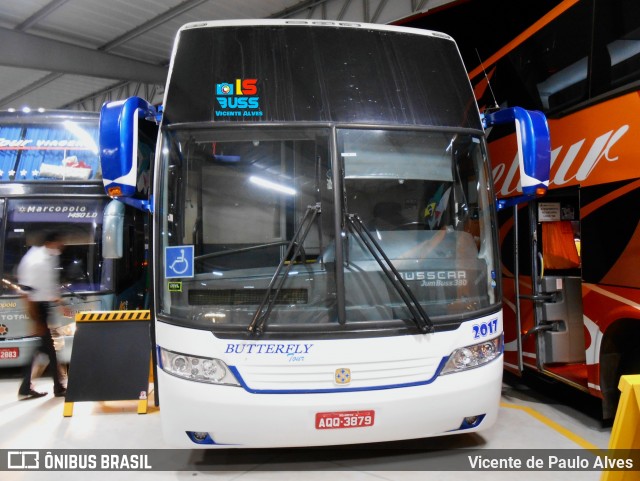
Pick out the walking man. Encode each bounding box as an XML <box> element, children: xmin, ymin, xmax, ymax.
<box><xmin>17</xmin><ymin>231</ymin><xmax>67</xmax><ymax>400</ymax></box>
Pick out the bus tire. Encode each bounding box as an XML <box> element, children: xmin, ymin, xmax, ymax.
<box><xmin>599</xmin><ymin>319</ymin><xmax>640</xmax><ymax>420</ymax></box>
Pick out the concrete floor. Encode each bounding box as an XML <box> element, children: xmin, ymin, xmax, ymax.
<box><xmin>0</xmin><ymin>368</ymin><xmax>614</xmax><ymax>481</ymax></box>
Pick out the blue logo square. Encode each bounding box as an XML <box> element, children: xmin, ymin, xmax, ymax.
<box><xmin>216</xmin><ymin>83</ymin><xmax>234</xmax><ymax>95</ymax></box>
<box><xmin>165</xmin><ymin>245</ymin><xmax>194</xmax><ymax>279</ymax></box>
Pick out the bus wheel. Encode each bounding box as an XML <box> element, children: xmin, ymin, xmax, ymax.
<box><xmin>600</xmin><ymin>320</ymin><xmax>640</xmax><ymax>421</ymax></box>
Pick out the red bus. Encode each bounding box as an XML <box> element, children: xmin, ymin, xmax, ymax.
<box><xmin>407</xmin><ymin>0</ymin><xmax>640</xmax><ymax>419</ymax></box>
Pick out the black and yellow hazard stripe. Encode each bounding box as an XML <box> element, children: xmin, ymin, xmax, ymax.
<box><xmin>74</xmin><ymin>310</ymin><xmax>151</xmax><ymax>322</ymax></box>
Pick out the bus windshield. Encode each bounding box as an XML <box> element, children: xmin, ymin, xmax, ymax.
<box><xmin>158</xmin><ymin>125</ymin><xmax>499</xmax><ymax>331</ymax></box>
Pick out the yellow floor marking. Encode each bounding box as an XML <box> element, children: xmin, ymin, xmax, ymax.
<box><xmin>500</xmin><ymin>401</ymin><xmax>601</xmax><ymax>450</ymax></box>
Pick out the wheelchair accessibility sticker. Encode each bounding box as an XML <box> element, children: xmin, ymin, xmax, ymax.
<box><xmin>165</xmin><ymin>245</ymin><xmax>194</xmax><ymax>278</ymax></box>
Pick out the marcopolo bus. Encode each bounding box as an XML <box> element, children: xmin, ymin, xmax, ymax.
<box><xmin>0</xmin><ymin>110</ymin><xmax>147</xmax><ymax>372</ymax></box>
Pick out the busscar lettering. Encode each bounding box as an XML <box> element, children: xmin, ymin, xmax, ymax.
<box><xmin>399</xmin><ymin>271</ymin><xmax>467</xmax><ymax>281</ymax></box>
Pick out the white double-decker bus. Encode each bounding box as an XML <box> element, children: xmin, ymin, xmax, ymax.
<box><xmin>98</xmin><ymin>20</ymin><xmax>550</xmax><ymax>448</ymax></box>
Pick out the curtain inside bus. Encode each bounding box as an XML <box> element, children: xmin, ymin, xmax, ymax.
<box><xmin>0</xmin><ymin>122</ymin><xmax>100</xmax><ymax>181</ymax></box>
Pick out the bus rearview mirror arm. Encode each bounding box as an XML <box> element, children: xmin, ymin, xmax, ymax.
<box><xmin>99</xmin><ymin>96</ymin><xmax>158</xmax><ymax>213</ymax></box>
<box><xmin>482</xmin><ymin>107</ymin><xmax>551</xmax><ymax>211</ymax></box>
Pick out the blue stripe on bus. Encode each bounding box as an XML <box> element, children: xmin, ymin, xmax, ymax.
<box><xmin>227</xmin><ymin>357</ymin><xmax>450</xmax><ymax>394</ymax></box>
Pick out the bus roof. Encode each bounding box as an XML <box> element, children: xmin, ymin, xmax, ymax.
<box><xmin>178</xmin><ymin>19</ymin><xmax>455</xmax><ymax>42</ymax></box>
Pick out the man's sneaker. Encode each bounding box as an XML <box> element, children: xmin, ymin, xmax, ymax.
<box><xmin>54</xmin><ymin>388</ymin><xmax>67</xmax><ymax>398</ymax></box>
<box><xmin>18</xmin><ymin>389</ymin><xmax>47</xmax><ymax>400</ymax></box>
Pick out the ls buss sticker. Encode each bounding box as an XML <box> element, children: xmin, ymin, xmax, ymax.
<box><xmin>165</xmin><ymin>246</ymin><xmax>194</xmax><ymax>279</ymax></box>
<box><xmin>215</xmin><ymin>78</ymin><xmax>263</xmax><ymax>118</ymax></box>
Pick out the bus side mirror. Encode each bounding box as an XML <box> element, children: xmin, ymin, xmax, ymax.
<box><xmin>483</xmin><ymin>107</ymin><xmax>551</xmax><ymax>210</ymax></box>
<box><xmin>99</xmin><ymin>96</ymin><xmax>157</xmax><ymax>212</ymax></box>
<box><xmin>102</xmin><ymin>200</ymin><xmax>125</xmax><ymax>259</ymax></box>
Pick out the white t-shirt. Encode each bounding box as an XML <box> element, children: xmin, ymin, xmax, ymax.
<box><xmin>17</xmin><ymin>246</ymin><xmax>61</xmax><ymax>302</ymax></box>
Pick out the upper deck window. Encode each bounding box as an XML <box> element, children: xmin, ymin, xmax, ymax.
<box><xmin>163</xmin><ymin>25</ymin><xmax>480</xmax><ymax>129</ymax></box>
<box><xmin>0</xmin><ymin>120</ymin><xmax>100</xmax><ymax>182</ymax></box>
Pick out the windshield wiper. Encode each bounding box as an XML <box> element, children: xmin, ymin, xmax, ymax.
<box><xmin>248</xmin><ymin>203</ymin><xmax>321</xmax><ymax>335</ymax></box>
<box><xmin>346</xmin><ymin>214</ymin><xmax>434</xmax><ymax>334</ymax></box>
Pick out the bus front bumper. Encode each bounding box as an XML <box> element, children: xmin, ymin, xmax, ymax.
<box><xmin>157</xmin><ymin>358</ymin><xmax>503</xmax><ymax>448</ymax></box>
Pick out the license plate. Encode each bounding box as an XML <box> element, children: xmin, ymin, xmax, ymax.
<box><xmin>0</xmin><ymin>347</ymin><xmax>19</xmax><ymax>360</ymax></box>
<box><xmin>315</xmin><ymin>410</ymin><xmax>375</xmax><ymax>429</ymax></box>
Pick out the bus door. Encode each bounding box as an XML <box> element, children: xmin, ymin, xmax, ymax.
<box><xmin>521</xmin><ymin>188</ymin><xmax>587</xmax><ymax>380</ymax></box>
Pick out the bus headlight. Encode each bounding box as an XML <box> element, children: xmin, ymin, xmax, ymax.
<box><xmin>440</xmin><ymin>336</ymin><xmax>503</xmax><ymax>375</ymax></box>
<box><xmin>159</xmin><ymin>347</ymin><xmax>241</xmax><ymax>386</ymax></box>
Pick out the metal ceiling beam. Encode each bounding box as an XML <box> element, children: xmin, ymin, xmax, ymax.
<box><xmin>269</xmin><ymin>0</ymin><xmax>440</xmax><ymax>24</ymax></box>
<box><xmin>61</xmin><ymin>81</ymin><xmax>164</xmax><ymax>112</ymax></box>
<box><xmin>371</xmin><ymin>0</ymin><xmax>390</xmax><ymax>23</ymax></box>
<box><xmin>337</xmin><ymin>0</ymin><xmax>354</xmax><ymax>20</ymax></box>
<box><xmin>99</xmin><ymin>0</ymin><xmax>209</xmax><ymax>51</ymax></box>
<box><xmin>0</xmin><ymin>72</ymin><xmax>63</xmax><ymax>108</ymax></box>
<box><xmin>0</xmin><ymin>27</ymin><xmax>167</xmax><ymax>84</ymax></box>
<box><xmin>2</xmin><ymin>0</ymin><xmax>446</xmax><ymax>110</ymax></box>
<box><xmin>269</xmin><ymin>0</ymin><xmax>330</xmax><ymax>18</ymax></box>
<box><xmin>15</xmin><ymin>0</ymin><xmax>71</xmax><ymax>31</ymax></box>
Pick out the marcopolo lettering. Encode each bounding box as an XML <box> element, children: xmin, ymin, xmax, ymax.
<box><xmin>19</xmin><ymin>204</ymin><xmax>97</xmax><ymax>219</ymax></box>
<box><xmin>24</xmin><ymin>205</ymin><xmax>86</xmax><ymax>213</ymax></box>
<box><xmin>225</xmin><ymin>343</ymin><xmax>313</xmax><ymax>355</ymax></box>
